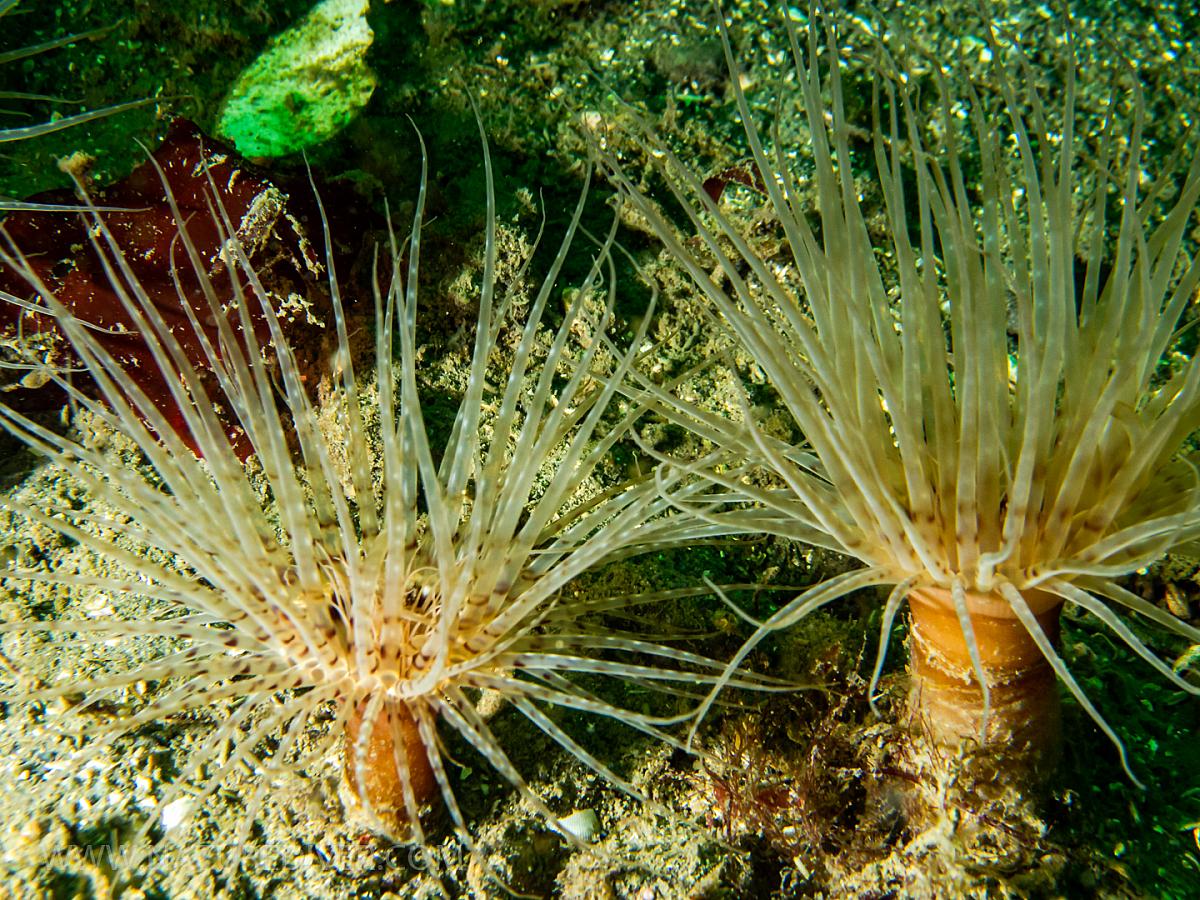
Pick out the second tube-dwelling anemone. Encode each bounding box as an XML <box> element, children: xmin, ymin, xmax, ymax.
<box><xmin>0</xmin><ymin>116</ymin><xmax>735</xmax><ymax>876</ymax></box>
<box><xmin>602</xmin><ymin>3</ymin><xmax>1200</xmax><ymax>791</ymax></box>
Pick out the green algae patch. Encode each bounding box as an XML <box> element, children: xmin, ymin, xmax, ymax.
<box><xmin>216</xmin><ymin>0</ymin><xmax>376</xmax><ymax>159</ymax></box>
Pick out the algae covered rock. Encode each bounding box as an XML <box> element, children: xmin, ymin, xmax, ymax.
<box><xmin>217</xmin><ymin>0</ymin><xmax>376</xmax><ymax>158</ymax></box>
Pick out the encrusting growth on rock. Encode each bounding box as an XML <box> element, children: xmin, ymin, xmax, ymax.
<box><xmin>0</xmin><ymin>120</ymin><xmax>325</xmax><ymax>458</ymax></box>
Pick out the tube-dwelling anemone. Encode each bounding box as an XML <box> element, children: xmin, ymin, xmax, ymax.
<box><xmin>0</xmin><ymin>118</ymin><xmax>732</xmax><ymax>876</ymax></box>
<box><xmin>603</xmin><ymin>4</ymin><xmax>1200</xmax><ymax>787</ymax></box>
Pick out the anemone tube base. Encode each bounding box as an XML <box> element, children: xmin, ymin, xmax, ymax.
<box><xmin>907</xmin><ymin>587</ymin><xmax>1063</xmax><ymax>780</ymax></box>
<box><xmin>344</xmin><ymin>699</ymin><xmax>438</xmax><ymax>836</ymax></box>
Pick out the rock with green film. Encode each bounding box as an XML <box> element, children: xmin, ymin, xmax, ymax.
<box><xmin>217</xmin><ymin>0</ymin><xmax>375</xmax><ymax>158</ymax></box>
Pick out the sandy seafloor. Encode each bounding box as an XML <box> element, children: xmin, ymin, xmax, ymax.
<box><xmin>0</xmin><ymin>0</ymin><xmax>1199</xmax><ymax>897</ymax></box>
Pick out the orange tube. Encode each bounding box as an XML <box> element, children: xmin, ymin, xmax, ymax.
<box><xmin>907</xmin><ymin>586</ymin><xmax>1063</xmax><ymax>778</ymax></box>
<box><xmin>344</xmin><ymin>698</ymin><xmax>438</xmax><ymax>836</ymax></box>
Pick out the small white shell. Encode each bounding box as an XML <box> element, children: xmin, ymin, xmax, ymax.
<box><xmin>556</xmin><ymin>808</ymin><xmax>599</xmax><ymax>842</ymax></box>
<box><xmin>161</xmin><ymin>798</ymin><xmax>193</xmax><ymax>832</ymax></box>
